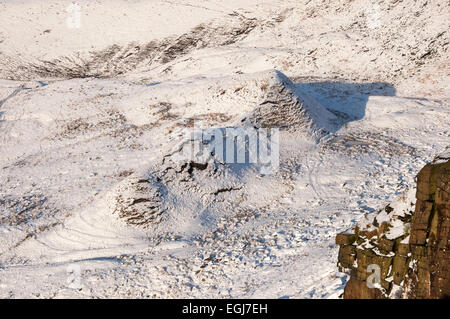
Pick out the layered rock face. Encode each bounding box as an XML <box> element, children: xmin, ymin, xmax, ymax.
<box><xmin>241</xmin><ymin>70</ymin><xmax>337</xmax><ymax>136</ymax></box>
<box><xmin>336</xmin><ymin>153</ymin><xmax>450</xmax><ymax>299</ymax></box>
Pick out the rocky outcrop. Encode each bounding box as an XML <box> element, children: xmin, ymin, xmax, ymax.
<box><xmin>241</xmin><ymin>70</ymin><xmax>338</xmax><ymax>136</ymax></box>
<box><xmin>336</xmin><ymin>152</ymin><xmax>450</xmax><ymax>299</ymax></box>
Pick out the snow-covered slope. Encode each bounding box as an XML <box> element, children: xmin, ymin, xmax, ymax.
<box><xmin>0</xmin><ymin>0</ymin><xmax>449</xmax><ymax>298</ymax></box>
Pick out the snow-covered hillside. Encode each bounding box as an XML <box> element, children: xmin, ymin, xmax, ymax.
<box><xmin>0</xmin><ymin>0</ymin><xmax>449</xmax><ymax>298</ymax></box>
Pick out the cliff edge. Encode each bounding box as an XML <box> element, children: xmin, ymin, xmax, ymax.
<box><xmin>336</xmin><ymin>150</ymin><xmax>450</xmax><ymax>298</ymax></box>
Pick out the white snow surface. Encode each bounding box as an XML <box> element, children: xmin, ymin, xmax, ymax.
<box><xmin>0</xmin><ymin>0</ymin><xmax>449</xmax><ymax>299</ymax></box>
